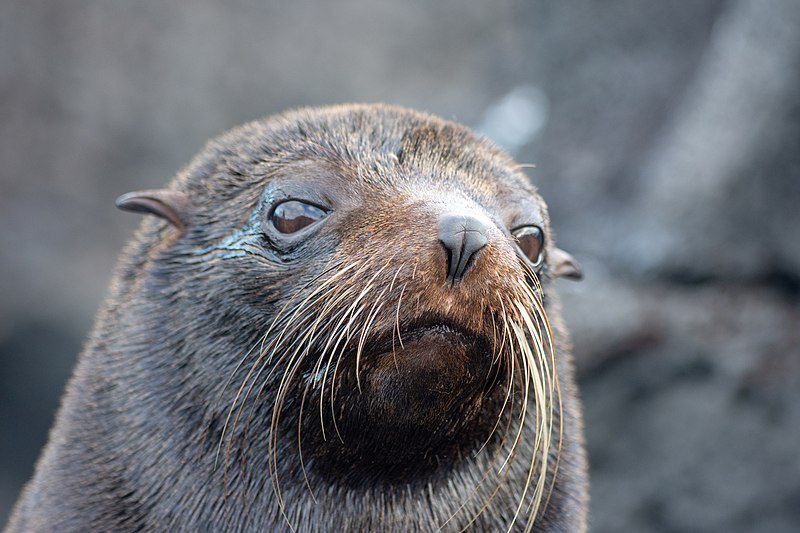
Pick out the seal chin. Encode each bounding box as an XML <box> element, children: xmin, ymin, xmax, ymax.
<box><xmin>363</xmin><ymin>325</ymin><xmax>495</xmax><ymax>425</ymax></box>
<box><xmin>299</xmin><ymin>321</ymin><xmax>504</xmax><ymax>485</ymax></box>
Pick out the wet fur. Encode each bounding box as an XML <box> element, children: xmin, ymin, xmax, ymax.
<box><xmin>7</xmin><ymin>104</ymin><xmax>588</xmax><ymax>531</ymax></box>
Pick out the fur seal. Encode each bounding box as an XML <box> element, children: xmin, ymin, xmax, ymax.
<box><xmin>7</xmin><ymin>104</ymin><xmax>588</xmax><ymax>531</ymax></box>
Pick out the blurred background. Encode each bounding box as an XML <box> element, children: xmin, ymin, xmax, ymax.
<box><xmin>2</xmin><ymin>1</ymin><xmax>799</xmax><ymax>530</ymax></box>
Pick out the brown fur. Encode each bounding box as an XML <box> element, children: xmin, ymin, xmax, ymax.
<box><xmin>7</xmin><ymin>104</ymin><xmax>588</xmax><ymax>531</ymax></box>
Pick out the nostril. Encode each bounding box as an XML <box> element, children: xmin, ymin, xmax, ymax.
<box><xmin>458</xmin><ymin>229</ymin><xmax>488</xmax><ymax>280</ymax></box>
<box><xmin>440</xmin><ymin>242</ymin><xmax>455</xmax><ymax>280</ymax></box>
<box><xmin>437</xmin><ymin>213</ymin><xmax>490</xmax><ymax>284</ymax></box>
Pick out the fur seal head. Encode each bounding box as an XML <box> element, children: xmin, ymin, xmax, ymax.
<box><xmin>107</xmin><ymin>104</ymin><xmax>582</xmax><ymax>529</ymax></box>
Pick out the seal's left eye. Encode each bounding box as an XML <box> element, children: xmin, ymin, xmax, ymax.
<box><xmin>270</xmin><ymin>200</ymin><xmax>327</xmax><ymax>234</ymax></box>
<box><xmin>512</xmin><ymin>225</ymin><xmax>544</xmax><ymax>266</ymax></box>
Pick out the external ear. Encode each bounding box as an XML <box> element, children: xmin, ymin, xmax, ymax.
<box><xmin>115</xmin><ymin>189</ymin><xmax>192</xmax><ymax>231</ymax></box>
<box><xmin>550</xmin><ymin>248</ymin><xmax>583</xmax><ymax>280</ymax></box>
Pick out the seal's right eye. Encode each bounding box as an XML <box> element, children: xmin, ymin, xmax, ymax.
<box><xmin>512</xmin><ymin>225</ymin><xmax>545</xmax><ymax>267</ymax></box>
<box><xmin>270</xmin><ymin>200</ymin><xmax>327</xmax><ymax>234</ymax></box>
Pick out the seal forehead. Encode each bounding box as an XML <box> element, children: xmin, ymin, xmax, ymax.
<box><xmin>178</xmin><ymin>104</ymin><xmax>539</xmax><ymax>222</ymax></box>
<box><xmin>292</xmin><ymin>108</ymin><xmax>533</xmax><ymax>203</ymax></box>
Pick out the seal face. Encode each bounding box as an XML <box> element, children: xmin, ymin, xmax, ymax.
<box><xmin>8</xmin><ymin>104</ymin><xmax>587</xmax><ymax>532</ymax></box>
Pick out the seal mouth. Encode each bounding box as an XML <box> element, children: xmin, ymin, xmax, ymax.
<box><xmin>361</xmin><ymin>315</ymin><xmax>497</xmax><ymax>371</ymax></box>
<box><xmin>297</xmin><ymin>314</ymin><xmax>507</xmax><ymax>483</ymax></box>
<box><xmin>370</xmin><ymin>316</ymin><xmax>490</xmax><ymax>356</ymax></box>
<box><xmin>301</xmin><ymin>314</ymin><xmax>501</xmax><ymax>393</ymax></box>
<box><xmin>337</xmin><ymin>315</ymin><xmax>503</xmax><ymax>407</ymax></box>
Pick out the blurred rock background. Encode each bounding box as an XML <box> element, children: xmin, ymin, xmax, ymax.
<box><xmin>1</xmin><ymin>1</ymin><xmax>798</xmax><ymax>530</ymax></box>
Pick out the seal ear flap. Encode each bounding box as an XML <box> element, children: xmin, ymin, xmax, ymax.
<box><xmin>551</xmin><ymin>248</ymin><xmax>583</xmax><ymax>280</ymax></box>
<box><xmin>115</xmin><ymin>189</ymin><xmax>192</xmax><ymax>231</ymax></box>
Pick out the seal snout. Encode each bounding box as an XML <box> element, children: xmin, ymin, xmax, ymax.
<box><xmin>437</xmin><ymin>213</ymin><xmax>491</xmax><ymax>285</ymax></box>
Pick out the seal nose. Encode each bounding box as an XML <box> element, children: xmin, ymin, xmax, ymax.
<box><xmin>438</xmin><ymin>213</ymin><xmax>490</xmax><ymax>285</ymax></box>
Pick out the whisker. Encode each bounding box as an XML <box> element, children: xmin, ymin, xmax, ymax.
<box><xmin>215</xmin><ymin>260</ymin><xmax>358</xmax><ymax>467</ymax></box>
<box><xmin>221</xmin><ymin>260</ymin><xmax>361</xmax><ymax>529</ymax></box>
<box><xmin>318</xmin><ymin>259</ymin><xmax>393</xmax><ymax>438</ymax></box>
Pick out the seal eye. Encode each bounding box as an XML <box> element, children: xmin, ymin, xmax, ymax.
<box><xmin>270</xmin><ymin>200</ymin><xmax>327</xmax><ymax>234</ymax></box>
<box><xmin>512</xmin><ymin>225</ymin><xmax>544</xmax><ymax>266</ymax></box>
